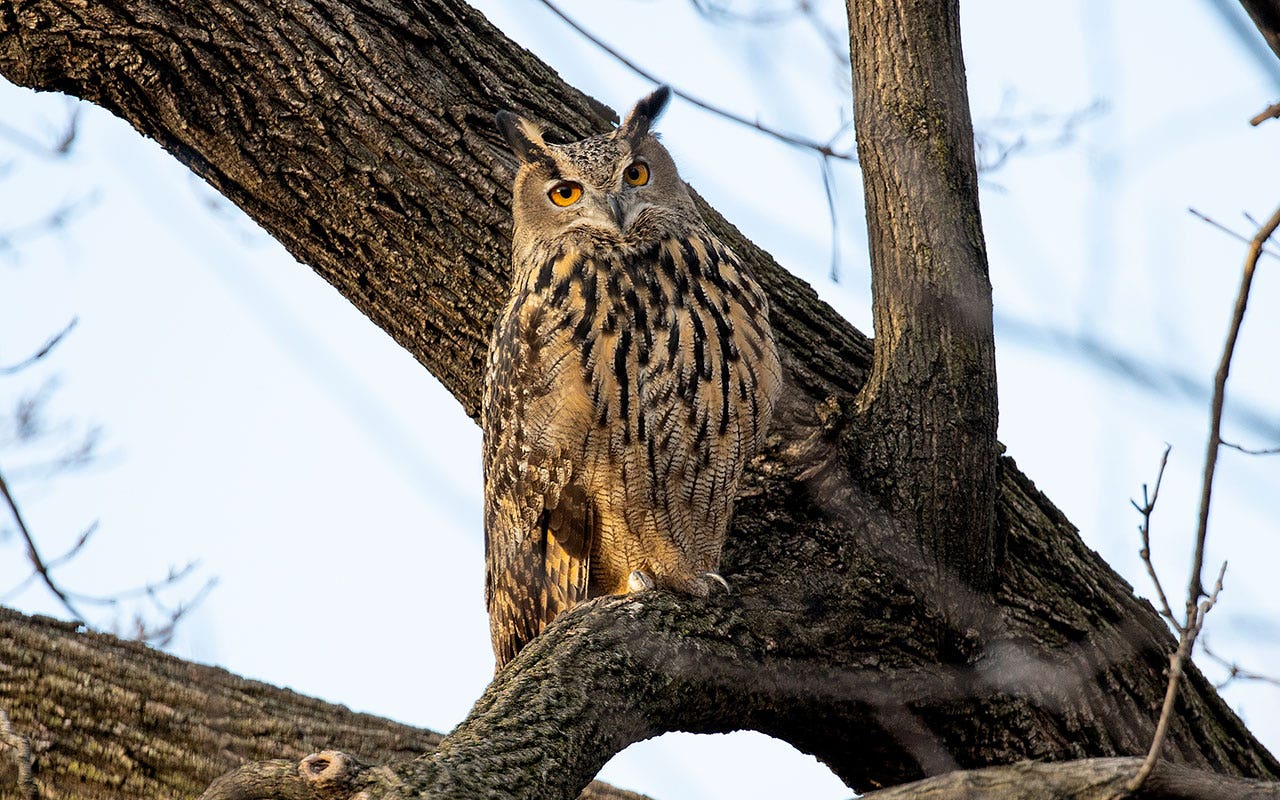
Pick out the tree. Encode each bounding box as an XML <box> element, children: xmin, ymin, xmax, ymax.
<box><xmin>0</xmin><ymin>0</ymin><xmax>1277</xmax><ymax>798</ymax></box>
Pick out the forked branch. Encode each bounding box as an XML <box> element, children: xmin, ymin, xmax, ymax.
<box><xmin>1127</xmin><ymin>202</ymin><xmax>1280</xmax><ymax>795</ymax></box>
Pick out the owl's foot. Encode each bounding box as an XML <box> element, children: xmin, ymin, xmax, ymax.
<box><xmin>702</xmin><ymin>572</ymin><xmax>732</xmax><ymax>594</ymax></box>
<box><xmin>627</xmin><ymin>570</ymin><xmax>656</xmax><ymax>593</ymax></box>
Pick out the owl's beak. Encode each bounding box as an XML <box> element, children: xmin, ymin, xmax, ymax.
<box><xmin>607</xmin><ymin>194</ymin><xmax>626</xmax><ymax>229</ymax></box>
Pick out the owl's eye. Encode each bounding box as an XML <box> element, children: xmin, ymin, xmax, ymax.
<box><xmin>548</xmin><ymin>182</ymin><xmax>583</xmax><ymax>207</ymax></box>
<box><xmin>623</xmin><ymin>161</ymin><xmax>650</xmax><ymax>187</ymax></box>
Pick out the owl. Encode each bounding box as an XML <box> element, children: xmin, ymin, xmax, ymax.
<box><xmin>483</xmin><ymin>86</ymin><xmax>781</xmax><ymax>669</ymax></box>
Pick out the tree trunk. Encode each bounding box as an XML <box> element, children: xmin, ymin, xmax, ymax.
<box><xmin>846</xmin><ymin>0</ymin><xmax>1001</xmax><ymax>592</ymax></box>
<box><xmin>0</xmin><ymin>0</ymin><xmax>1276</xmax><ymax>798</ymax></box>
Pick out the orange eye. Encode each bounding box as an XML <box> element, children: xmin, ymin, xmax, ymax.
<box><xmin>548</xmin><ymin>182</ymin><xmax>583</xmax><ymax>207</ymax></box>
<box><xmin>623</xmin><ymin>162</ymin><xmax>650</xmax><ymax>186</ymax></box>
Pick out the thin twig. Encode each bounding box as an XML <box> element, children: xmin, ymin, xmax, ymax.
<box><xmin>134</xmin><ymin>576</ymin><xmax>219</xmax><ymax>648</ymax></box>
<box><xmin>536</xmin><ymin>0</ymin><xmax>852</xmax><ymax>160</ymax></box>
<box><xmin>0</xmin><ymin>102</ymin><xmax>78</xmax><ymax>159</ymax></box>
<box><xmin>0</xmin><ymin>318</ymin><xmax>78</xmax><ymax>375</ymax></box>
<box><xmin>1128</xmin><ymin>562</ymin><xmax>1227</xmax><ymax>793</ymax></box>
<box><xmin>1188</xmin><ymin>208</ymin><xmax>1280</xmax><ymax>262</ymax></box>
<box><xmin>1250</xmin><ymin>99</ymin><xmax>1280</xmax><ymax>126</ymax></box>
<box><xmin>1189</xmin><ymin>202</ymin><xmax>1280</xmax><ymax>602</ymax></box>
<box><xmin>1132</xmin><ymin>446</ymin><xmax>1177</xmax><ymax>629</ymax></box>
<box><xmin>0</xmin><ymin>466</ymin><xmax>84</xmax><ymax>623</ymax></box>
<box><xmin>66</xmin><ymin>560</ymin><xmax>203</xmax><ymax>606</ymax></box>
<box><xmin>688</xmin><ymin>0</ymin><xmax>800</xmax><ymax>25</ymax></box>
<box><xmin>819</xmin><ymin>155</ymin><xmax>841</xmax><ymax>281</ymax></box>
<box><xmin>996</xmin><ymin>314</ymin><xmax>1280</xmax><ymax>440</ymax></box>
<box><xmin>1128</xmin><ymin>202</ymin><xmax>1280</xmax><ymax>796</ymax></box>
<box><xmin>0</xmin><ymin>521</ymin><xmax>99</xmax><ymax>603</ymax></box>
<box><xmin>1200</xmin><ymin>639</ymin><xmax>1280</xmax><ymax>689</ymax></box>
<box><xmin>1219</xmin><ymin>438</ymin><xmax>1280</xmax><ymax>455</ymax></box>
<box><xmin>975</xmin><ymin>99</ymin><xmax>1106</xmax><ymax>175</ymax></box>
<box><xmin>0</xmin><ymin>707</ymin><xmax>37</xmax><ymax>800</ymax></box>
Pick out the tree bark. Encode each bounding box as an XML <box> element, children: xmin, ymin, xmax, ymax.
<box><xmin>0</xmin><ymin>608</ymin><xmax>645</xmax><ymax>800</ymax></box>
<box><xmin>0</xmin><ymin>0</ymin><xmax>1277</xmax><ymax>798</ymax></box>
<box><xmin>846</xmin><ymin>0</ymin><xmax>1000</xmax><ymax>591</ymax></box>
<box><xmin>855</xmin><ymin>758</ymin><xmax>1280</xmax><ymax>800</ymax></box>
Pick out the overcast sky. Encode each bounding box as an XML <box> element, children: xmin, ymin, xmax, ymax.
<box><xmin>1</xmin><ymin>2</ymin><xmax>1278</xmax><ymax>798</ymax></box>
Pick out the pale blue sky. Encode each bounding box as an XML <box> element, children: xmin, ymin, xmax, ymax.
<box><xmin>1</xmin><ymin>2</ymin><xmax>1277</xmax><ymax>798</ymax></box>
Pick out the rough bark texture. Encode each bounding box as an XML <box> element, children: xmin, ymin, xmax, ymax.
<box><xmin>0</xmin><ymin>0</ymin><xmax>1278</xmax><ymax>798</ymax></box>
<box><xmin>846</xmin><ymin>0</ymin><xmax>1001</xmax><ymax>591</ymax></box>
<box><xmin>0</xmin><ymin>609</ymin><xmax>645</xmax><ymax>800</ymax></box>
<box><xmin>1240</xmin><ymin>0</ymin><xmax>1280</xmax><ymax>60</ymax></box>
<box><xmin>855</xmin><ymin>758</ymin><xmax>1280</xmax><ymax>800</ymax></box>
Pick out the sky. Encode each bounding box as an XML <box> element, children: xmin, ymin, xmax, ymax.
<box><xmin>1</xmin><ymin>1</ymin><xmax>1278</xmax><ymax>798</ymax></box>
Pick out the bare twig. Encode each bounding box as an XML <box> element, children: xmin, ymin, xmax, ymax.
<box><xmin>1200</xmin><ymin>639</ymin><xmax>1280</xmax><ymax>689</ymax></box>
<box><xmin>1250</xmin><ymin>100</ymin><xmax>1280</xmax><ymax>126</ymax></box>
<box><xmin>0</xmin><ymin>522</ymin><xmax>97</xmax><ymax>601</ymax></box>
<box><xmin>0</xmin><ymin>319</ymin><xmax>78</xmax><ymax>375</ymax></box>
<box><xmin>0</xmin><ymin>195</ymin><xmax>97</xmax><ymax>261</ymax></box>
<box><xmin>689</xmin><ymin>0</ymin><xmax>854</xmax><ymax>69</ymax></box>
<box><xmin>1220</xmin><ymin>438</ymin><xmax>1280</xmax><ymax>455</ymax></box>
<box><xmin>0</xmin><ymin>466</ymin><xmax>85</xmax><ymax>623</ymax></box>
<box><xmin>6</xmin><ymin>428</ymin><xmax>103</xmax><ymax>480</ymax></box>
<box><xmin>126</xmin><ymin>575</ymin><xmax>219</xmax><ymax>648</ymax></box>
<box><xmin>0</xmin><ymin>707</ymin><xmax>36</xmax><ymax>800</ymax></box>
<box><xmin>975</xmin><ymin>98</ymin><xmax>1106</xmax><ymax>175</ymax></box>
<box><xmin>1188</xmin><ymin>208</ymin><xmax>1280</xmax><ymax>262</ymax></box>
<box><xmin>67</xmin><ymin>560</ymin><xmax>202</xmax><ymax>605</ymax></box>
<box><xmin>819</xmin><ymin>155</ymin><xmax>841</xmax><ymax>281</ymax></box>
<box><xmin>1128</xmin><ymin>563</ymin><xmax>1227</xmax><ymax>794</ymax></box>
<box><xmin>0</xmin><ymin>521</ymin><xmax>99</xmax><ymax>603</ymax></box>
<box><xmin>1128</xmin><ymin>202</ymin><xmax>1280</xmax><ymax>796</ymax></box>
<box><xmin>0</xmin><ymin>102</ymin><xmax>79</xmax><ymax>158</ymax></box>
<box><xmin>996</xmin><ymin>314</ymin><xmax>1280</xmax><ymax>440</ymax></box>
<box><xmin>688</xmin><ymin>0</ymin><xmax>800</xmax><ymax>25</ymax></box>
<box><xmin>1189</xmin><ymin>202</ymin><xmax>1280</xmax><ymax>602</ymax></box>
<box><xmin>1132</xmin><ymin>446</ymin><xmax>1176</xmax><ymax>629</ymax></box>
<box><xmin>536</xmin><ymin>0</ymin><xmax>853</xmax><ymax>160</ymax></box>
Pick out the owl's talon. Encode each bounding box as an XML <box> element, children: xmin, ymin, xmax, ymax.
<box><xmin>628</xmin><ymin>570</ymin><xmax>656</xmax><ymax>593</ymax></box>
<box><xmin>703</xmin><ymin>572</ymin><xmax>731</xmax><ymax>594</ymax></box>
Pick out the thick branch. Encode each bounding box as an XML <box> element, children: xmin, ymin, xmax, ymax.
<box><xmin>0</xmin><ymin>607</ymin><xmax>647</xmax><ymax>800</ymax></box>
<box><xmin>860</xmin><ymin>758</ymin><xmax>1280</xmax><ymax>800</ymax></box>
<box><xmin>202</xmin><ymin>753</ymin><xmax>1280</xmax><ymax>800</ymax></box>
<box><xmin>844</xmin><ymin>0</ymin><xmax>1001</xmax><ymax>589</ymax></box>
<box><xmin>0</xmin><ymin>0</ymin><xmax>1277</xmax><ymax>797</ymax></box>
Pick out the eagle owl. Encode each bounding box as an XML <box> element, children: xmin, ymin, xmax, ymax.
<box><xmin>483</xmin><ymin>87</ymin><xmax>781</xmax><ymax>669</ymax></box>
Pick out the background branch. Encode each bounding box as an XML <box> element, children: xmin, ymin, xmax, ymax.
<box><xmin>0</xmin><ymin>466</ymin><xmax>85</xmax><ymax>623</ymax></box>
<box><xmin>1128</xmin><ymin>202</ymin><xmax>1280</xmax><ymax>795</ymax></box>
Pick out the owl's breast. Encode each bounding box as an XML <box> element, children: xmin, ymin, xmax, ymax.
<box><xmin>581</xmin><ymin>234</ymin><xmax>778</xmax><ymax>469</ymax></box>
<box><xmin>497</xmin><ymin>232</ymin><xmax>778</xmax><ymax>476</ymax></box>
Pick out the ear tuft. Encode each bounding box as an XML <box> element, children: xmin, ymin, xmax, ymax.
<box><xmin>496</xmin><ymin>110</ymin><xmax>549</xmax><ymax>163</ymax></box>
<box><xmin>619</xmin><ymin>85</ymin><xmax>672</xmax><ymax>140</ymax></box>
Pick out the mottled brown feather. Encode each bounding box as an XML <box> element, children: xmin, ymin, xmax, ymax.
<box><xmin>484</xmin><ymin>89</ymin><xmax>781</xmax><ymax>670</ymax></box>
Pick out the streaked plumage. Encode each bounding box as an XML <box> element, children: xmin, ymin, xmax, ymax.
<box><xmin>484</xmin><ymin>87</ymin><xmax>781</xmax><ymax>669</ymax></box>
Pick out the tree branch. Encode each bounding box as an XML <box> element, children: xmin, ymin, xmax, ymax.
<box><xmin>1189</xmin><ymin>202</ymin><xmax>1280</xmax><ymax>601</ymax></box>
<box><xmin>535</xmin><ymin>0</ymin><xmax>853</xmax><ymax>160</ymax></box>
<box><xmin>0</xmin><ymin>318</ymin><xmax>77</xmax><ymax>375</ymax></box>
<box><xmin>0</xmin><ymin>466</ymin><xmax>85</xmax><ymax>623</ymax></box>
<box><xmin>859</xmin><ymin>757</ymin><xmax>1280</xmax><ymax>800</ymax></box>
<box><xmin>1125</xmin><ymin>201</ymin><xmax>1280</xmax><ymax>795</ymax></box>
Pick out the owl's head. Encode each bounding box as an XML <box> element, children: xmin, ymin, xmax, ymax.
<box><xmin>497</xmin><ymin>86</ymin><xmax>698</xmax><ymax>257</ymax></box>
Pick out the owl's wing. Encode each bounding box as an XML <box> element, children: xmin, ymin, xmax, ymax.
<box><xmin>482</xmin><ymin>295</ymin><xmax>596</xmax><ymax>670</ymax></box>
